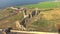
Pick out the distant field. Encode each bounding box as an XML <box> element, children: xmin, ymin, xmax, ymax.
<box><xmin>20</xmin><ymin>2</ymin><xmax>60</xmax><ymax>9</ymax></box>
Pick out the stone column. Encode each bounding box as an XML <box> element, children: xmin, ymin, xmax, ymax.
<box><xmin>30</xmin><ymin>13</ymin><xmax>32</xmax><ymax>18</ymax></box>
<box><xmin>15</xmin><ymin>20</ymin><xmax>21</xmax><ymax>30</ymax></box>
<box><xmin>23</xmin><ymin>9</ymin><xmax>29</xmax><ymax>18</ymax></box>
<box><xmin>37</xmin><ymin>10</ymin><xmax>41</xmax><ymax>15</ymax></box>
<box><xmin>28</xmin><ymin>14</ymin><xmax>30</xmax><ymax>18</ymax></box>
<box><xmin>23</xmin><ymin>10</ymin><xmax>26</xmax><ymax>18</ymax></box>
<box><xmin>23</xmin><ymin>9</ymin><xmax>27</xmax><ymax>15</ymax></box>
<box><xmin>35</xmin><ymin>8</ymin><xmax>38</xmax><ymax>15</ymax></box>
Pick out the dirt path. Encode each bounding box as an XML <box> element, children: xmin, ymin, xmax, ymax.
<box><xmin>11</xmin><ymin>30</ymin><xmax>58</xmax><ymax>34</ymax></box>
<box><xmin>0</xmin><ymin>29</ymin><xmax>58</xmax><ymax>34</ymax></box>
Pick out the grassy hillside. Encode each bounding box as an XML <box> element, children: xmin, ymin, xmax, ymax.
<box><xmin>29</xmin><ymin>9</ymin><xmax>60</xmax><ymax>32</ymax></box>
<box><xmin>0</xmin><ymin>8</ymin><xmax>24</xmax><ymax>29</ymax></box>
<box><xmin>25</xmin><ymin>2</ymin><xmax>60</xmax><ymax>9</ymax></box>
<box><xmin>0</xmin><ymin>2</ymin><xmax>60</xmax><ymax>31</ymax></box>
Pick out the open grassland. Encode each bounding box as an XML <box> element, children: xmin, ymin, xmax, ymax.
<box><xmin>18</xmin><ymin>2</ymin><xmax>60</xmax><ymax>9</ymax></box>
<box><xmin>0</xmin><ymin>8</ymin><xmax>60</xmax><ymax>32</ymax></box>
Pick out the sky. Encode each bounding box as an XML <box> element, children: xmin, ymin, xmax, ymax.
<box><xmin>0</xmin><ymin>0</ymin><xmax>54</xmax><ymax>9</ymax></box>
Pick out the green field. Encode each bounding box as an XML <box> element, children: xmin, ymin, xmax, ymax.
<box><xmin>17</xmin><ymin>2</ymin><xmax>60</xmax><ymax>9</ymax></box>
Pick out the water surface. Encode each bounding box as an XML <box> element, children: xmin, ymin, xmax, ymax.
<box><xmin>0</xmin><ymin>0</ymin><xmax>47</xmax><ymax>9</ymax></box>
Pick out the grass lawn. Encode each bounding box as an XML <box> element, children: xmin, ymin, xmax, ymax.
<box><xmin>26</xmin><ymin>2</ymin><xmax>60</xmax><ymax>8</ymax></box>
